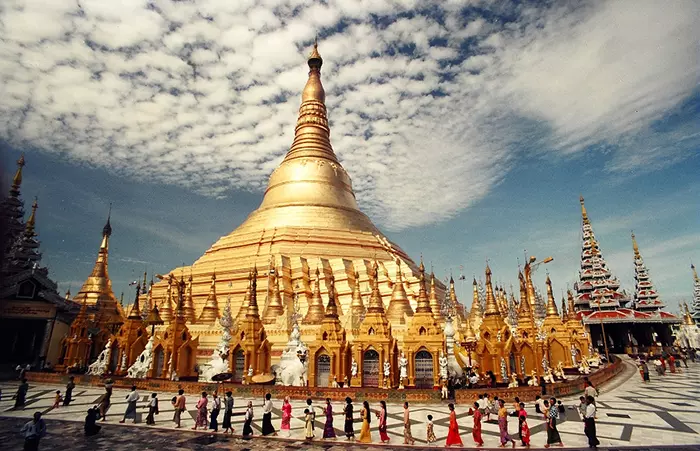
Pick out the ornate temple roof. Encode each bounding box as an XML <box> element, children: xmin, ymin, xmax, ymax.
<box><xmin>691</xmin><ymin>264</ymin><xmax>700</xmax><ymax>323</ymax></box>
<box><xmin>574</xmin><ymin>197</ymin><xmax>628</xmax><ymax>310</ymax></box>
<box><xmin>631</xmin><ymin>232</ymin><xmax>666</xmax><ymax>311</ymax></box>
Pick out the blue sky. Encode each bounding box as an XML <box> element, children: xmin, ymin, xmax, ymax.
<box><xmin>0</xmin><ymin>0</ymin><xmax>698</xmax><ymax>311</ymax></box>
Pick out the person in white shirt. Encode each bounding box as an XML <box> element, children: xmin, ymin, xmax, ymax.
<box><xmin>261</xmin><ymin>393</ymin><xmax>276</xmax><ymax>436</ymax></box>
<box><xmin>21</xmin><ymin>412</ymin><xmax>46</xmax><ymax>451</ymax></box>
<box><xmin>146</xmin><ymin>393</ymin><xmax>159</xmax><ymax>425</ymax></box>
<box><xmin>584</xmin><ymin>381</ymin><xmax>598</xmax><ymax>399</ymax></box>
<box><xmin>119</xmin><ymin>386</ymin><xmax>139</xmax><ymax>424</ymax></box>
<box><xmin>583</xmin><ymin>396</ymin><xmax>599</xmax><ymax>448</ymax></box>
<box><xmin>209</xmin><ymin>392</ymin><xmax>221</xmax><ymax>432</ymax></box>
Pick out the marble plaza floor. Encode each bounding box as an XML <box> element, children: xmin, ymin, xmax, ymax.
<box><xmin>1</xmin><ymin>357</ymin><xmax>699</xmax><ymax>450</ymax></box>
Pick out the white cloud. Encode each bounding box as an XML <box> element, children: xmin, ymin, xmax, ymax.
<box><xmin>0</xmin><ymin>0</ymin><xmax>698</xmax><ymax>230</ymax></box>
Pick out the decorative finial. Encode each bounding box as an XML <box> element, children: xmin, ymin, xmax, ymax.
<box><xmin>11</xmin><ymin>154</ymin><xmax>25</xmax><ymax>192</ymax></box>
<box><xmin>25</xmin><ymin>197</ymin><xmax>38</xmax><ymax>235</ymax></box>
<box><xmin>103</xmin><ymin>203</ymin><xmax>112</xmax><ymax>238</ymax></box>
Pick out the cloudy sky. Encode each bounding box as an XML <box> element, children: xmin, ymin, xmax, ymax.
<box><xmin>1</xmin><ymin>0</ymin><xmax>698</xmax><ymax>311</ymax></box>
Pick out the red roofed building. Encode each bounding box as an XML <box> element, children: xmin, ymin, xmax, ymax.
<box><xmin>574</xmin><ymin>197</ymin><xmax>679</xmax><ymax>354</ymax></box>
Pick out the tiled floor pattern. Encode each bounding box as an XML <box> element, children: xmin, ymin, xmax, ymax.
<box><xmin>1</xmin><ymin>357</ymin><xmax>698</xmax><ymax>450</ymax></box>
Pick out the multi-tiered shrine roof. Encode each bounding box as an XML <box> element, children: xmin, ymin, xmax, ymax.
<box><xmin>574</xmin><ymin>197</ymin><xmax>679</xmax><ymax>325</ymax></box>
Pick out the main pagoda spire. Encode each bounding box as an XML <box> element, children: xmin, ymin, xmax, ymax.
<box><xmin>1</xmin><ymin>155</ymin><xmax>27</xmax><ymax>270</ymax></box>
<box><xmin>235</xmin><ymin>42</ymin><xmax>379</xmax><ymax>233</ymax></box>
<box><xmin>574</xmin><ymin>196</ymin><xmax>626</xmax><ymax>312</ymax></box>
<box><xmin>631</xmin><ymin>232</ymin><xmax>665</xmax><ymax>311</ymax></box>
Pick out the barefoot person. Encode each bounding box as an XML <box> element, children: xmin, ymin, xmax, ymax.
<box><xmin>545</xmin><ymin>397</ymin><xmax>564</xmax><ymax>448</ymax></box>
<box><xmin>280</xmin><ymin>397</ymin><xmax>292</xmax><ymax>437</ymax></box>
<box><xmin>192</xmin><ymin>392</ymin><xmax>208</xmax><ymax>430</ymax></box>
<box><xmin>119</xmin><ymin>386</ymin><xmax>139</xmax><ymax>424</ymax></box>
<box><xmin>584</xmin><ymin>395</ymin><xmax>600</xmax><ymax>449</ymax></box>
<box><xmin>172</xmin><ymin>389</ymin><xmax>186</xmax><ymax>428</ymax></box>
<box><xmin>472</xmin><ymin>402</ymin><xmax>484</xmax><ymax>447</ymax></box>
<box><xmin>498</xmin><ymin>399</ymin><xmax>516</xmax><ymax>448</ymax></box>
<box><xmin>222</xmin><ymin>391</ymin><xmax>235</xmax><ymax>435</ymax></box>
<box><xmin>403</xmin><ymin>402</ymin><xmax>415</xmax><ymax>445</ymax></box>
<box><xmin>445</xmin><ymin>403</ymin><xmax>463</xmax><ymax>447</ymax></box>
<box><xmin>323</xmin><ymin>398</ymin><xmax>336</xmax><ymax>439</ymax></box>
<box><xmin>261</xmin><ymin>393</ymin><xmax>276</xmax><ymax>436</ymax></box>
<box><xmin>343</xmin><ymin>397</ymin><xmax>354</xmax><ymax>441</ymax></box>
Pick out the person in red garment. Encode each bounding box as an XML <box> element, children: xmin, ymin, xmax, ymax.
<box><xmin>446</xmin><ymin>403</ymin><xmax>463</xmax><ymax>447</ymax></box>
<box><xmin>472</xmin><ymin>401</ymin><xmax>484</xmax><ymax>447</ymax></box>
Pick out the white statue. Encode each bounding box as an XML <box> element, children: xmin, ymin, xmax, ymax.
<box><xmin>527</xmin><ymin>370</ymin><xmax>539</xmax><ymax>387</ymax></box>
<box><xmin>87</xmin><ymin>339</ymin><xmax>112</xmax><ymax>376</ymax></box>
<box><xmin>542</xmin><ymin>367</ymin><xmax>554</xmax><ymax>384</ymax></box>
<box><xmin>170</xmin><ymin>370</ymin><xmax>179</xmax><ymax>381</ymax></box>
<box><xmin>508</xmin><ymin>373</ymin><xmax>518</xmax><ymax>388</ymax></box>
<box><xmin>277</xmin><ymin>319</ymin><xmax>309</xmax><ymax>386</ymax></box>
<box><xmin>199</xmin><ymin>299</ymin><xmax>233</xmax><ymax>382</ymax></box>
<box><xmin>127</xmin><ymin>336</ymin><xmax>155</xmax><ymax>379</ymax></box>
<box><xmin>248</xmin><ymin>366</ymin><xmax>254</xmax><ymax>377</ymax></box>
<box><xmin>119</xmin><ymin>350</ymin><xmax>127</xmax><ymax>371</ymax></box>
<box><xmin>439</xmin><ymin>350</ymin><xmax>448</xmax><ymax>380</ymax></box>
<box><xmin>351</xmin><ymin>358</ymin><xmax>358</xmax><ymax>378</ymax></box>
<box><xmin>555</xmin><ymin>361</ymin><xmax>567</xmax><ymax>380</ymax></box>
<box><xmin>383</xmin><ymin>360</ymin><xmax>391</xmax><ymax>378</ymax></box>
<box><xmin>399</xmin><ymin>352</ymin><xmax>408</xmax><ymax>380</ymax></box>
<box><xmin>579</xmin><ymin>357</ymin><xmax>591</xmax><ymax>374</ymax></box>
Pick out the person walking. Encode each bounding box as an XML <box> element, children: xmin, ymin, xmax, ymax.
<box><xmin>358</xmin><ymin>401</ymin><xmax>371</xmax><ymax>443</ymax></box>
<box><xmin>446</xmin><ymin>403</ymin><xmax>463</xmax><ymax>447</ymax></box>
<box><xmin>584</xmin><ymin>381</ymin><xmax>598</xmax><ymax>400</ymax></box>
<box><xmin>261</xmin><ymin>393</ymin><xmax>276</xmax><ymax>436</ymax></box>
<box><xmin>209</xmin><ymin>392</ymin><xmax>221</xmax><ymax>432</ymax></box>
<box><xmin>15</xmin><ymin>378</ymin><xmax>29</xmax><ymax>408</ymax></box>
<box><xmin>243</xmin><ymin>401</ymin><xmax>254</xmax><ymax>438</ymax></box>
<box><xmin>98</xmin><ymin>381</ymin><xmax>112</xmax><ymax>422</ymax></box>
<box><xmin>146</xmin><ymin>393</ymin><xmax>159</xmax><ymax>425</ymax></box>
<box><xmin>304</xmin><ymin>408</ymin><xmax>314</xmax><ymax>440</ymax></box>
<box><xmin>518</xmin><ymin>402</ymin><xmax>528</xmax><ymax>445</ymax></box>
<box><xmin>520</xmin><ymin>415</ymin><xmax>531</xmax><ymax>448</ymax></box>
<box><xmin>584</xmin><ymin>395</ymin><xmax>600</xmax><ymax>449</ymax></box>
<box><xmin>172</xmin><ymin>389</ymin><xmax>186</xmax><ymax>428</ymax></box>
<box><xmin>119</xmin><ymin>386</ymin><xmax>139</xmax><ymax>424</ymax></box>
<box><xmin>222</xmin><ymin>391</ymin><xmax>234</xmax><ymax>435</ymax></box>
<box><xmin>280</xmin><ymin>397</ymin><xmax>292</xmax><ymax>437</ymax></box>
<box><xmin>52</xmin><ymin>391</ymin><xmax>62</xmax><ymax>409</ymax></box>
<box><xmin>378</xmin><ymin>400</ymin><xmax>390</xmax><ymax>443</ymax></box>
<box><xmin>472</xmin><ymin>401</ymin><xmax>484</xmax><ymax>447</ymax></box>
<box><xmin>323</xmin><ymin>398</ymin><xmax>336</xmax><ymax>439</ymax></box>
<box><xmin>403</xmin><ymin>402</ymin><xmax>415</xmax><ymax>445</ymax></box>
<box><xmin>426</xmin><ymin>414</ymin><xmax>437</xmax><ymax>445</ymax></box>
<box><xmin>20</xmin><ymin>412</ymin><xmax>46</xmax><ymax>451</ymax></box>
<box><xmin>63</xmin><ymin>376</ymin><xmax>75</xmax><ymax>406</ymax></box>
<box><xmin>192</xmin><ymin>392</ymin><xmax>208</xmax><ymax>430</ymax></box>
<box><xmin>545</xmin><ymin>397</ymin><xmax>564</xmax><ymax>447</ymax></box>
<box><xmin>498</xmin><ymin>399</ymin><xmax>516</xmax><ymax>448</ymax></box>
<box><xmin>343</xmin><ymin>397</ymin><xmax>354</xmax><ymax>440</ymax></box>
<box><xmin>640</xmin><ymin>360</ymin><xmax>650</xmax><ymax>382</ymax></box>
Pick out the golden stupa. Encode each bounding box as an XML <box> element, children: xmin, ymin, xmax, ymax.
<box><xmin>148</xmin><ymin>43</ymin><xmax>448</xmax><ymax>362</ymax></box>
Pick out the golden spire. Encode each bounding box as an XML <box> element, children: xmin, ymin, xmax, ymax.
<box><xmin>415</xmin><ymin>257</ymin><xmax>432</xmax><ymax>313</ymax></box>
<box><xmin>198</xmin><ymin>272</ymin><xmax>219</xmax><ymax>323</ymax></box>
<box><xmin>180</xmin><ymin>273</ymin><xmax>196</xmax><ymax>323</ymax></box>
<box><xmin>367</xmin><ymin>261</ymin><xmax>385</xmax><ymax>313</ymax></box>
<box><xmin>350</xmin><ymin>271</ymin><xmax>365</xmax><ymax>316</ymax></box>
<box><xmin>517</xmin><ymin>271</ymin><xmax>532</xmax><ymax>321</ymax></box>
<box><xmin>683</xmin><ymin>302</ymin><xmax>695</xmax><ymax>326</ymax></box>
<box><xmin>560</xmin><ymin>295</ymin><xmax>568</xmax><ymax>321</ymax></box>
<box><xmin>25</xmin><ymin>197</ymin><xmax>38</xmax><ymax>236</ymax></box>
<box><xmin>545</xmin><ymin>274</ymin><xmax>559</xmax><ymax>317</ymax></box>
<box><xmin>693</xmin><ymin>263</ymin><xmax>699</xmax><ymax>282</ymax></box>
<box><xmin>128</xmin><ymin>282</ymin><xmax>142</xmax><ymax>320</ymax></box>
<box><xmin>429</xmin><ymin>271</ymin><xmax>442</xmax><ymax>321</ymax></box>
<box><xmin>464</xmin><ymin>310</ymin><xmax>477</xmax><ymax>342</ymax></box>
<box><xmin>10</xmin><ymin>154</ymin><xmax>25</xmax><ymax>196</ymax></box>
<box><xmin>469</xmin><ymin>277</ymin><xmax>482</xmax><ymax>324</ymax></box>
<box><xmin>235</xmin><ymin>272</ymin><xmax>252</xmax><ymax>323</ymax></box>
<box><xmin>324</xmin><ymin>274</ymin><xmax>339</xmax><ymax>318</ymax></box>
<box><xmin>73</xmin><ymin>206</ymin><xmax>120</xmax><ymax>318</ymax></box>
<box><xmin>580</xmin><ymin>195</ymin><xmax>590</xmax><ymax>225</ymax></box>
<box><xmin>263</xmin><ymin>263</ymin><xmax>285</xmax><ymax>323</ymax></box>
<box><xmin>484</xmin><ymin>264</ymin><xmax>499</xmax><ymax>316</ymax></box>
<box><xmin>386</xmin><ymin>259</ymin><xmax>414</xmax><ymax>323</ymax></box>
<box><xmin>160</xmin><ymin>275</ymin><xmax>174</xmax><ymax>323</ymax></box>
<box><xmin>631</xmin><ymin>232</ymin><xmax>641</xmax><ymax>259</ymax></box>
<box><xmin>246</xmin><ymin>266</ymin><xmax>260</xmax><ymax>318</ymax></box>
<box><xmin>303</xmin><ymin>266</ymin><xmax>325</xmax><ymax>324</ymax></box>
<box><xmin>567</xmin><ymin>289</ymin><xmax>576</xmax><ymax>320</ymax></box>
